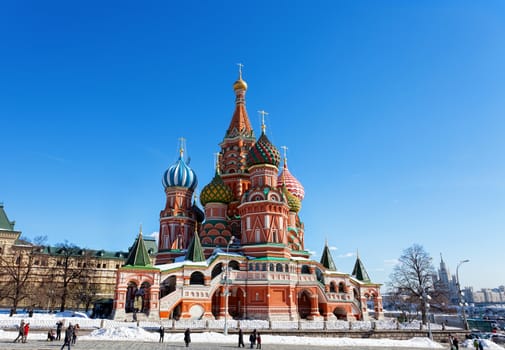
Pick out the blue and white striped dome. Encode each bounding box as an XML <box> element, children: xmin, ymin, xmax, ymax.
<box><xmin>162</xmin><ymin>155</ymin><xmax>198</xmax><ymax>190</ymax></box>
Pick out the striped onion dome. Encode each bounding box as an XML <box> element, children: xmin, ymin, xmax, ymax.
<box><xmin>200</xmin><ymin>172</ymin><xmax>233</xmax><ymax>206</ymax></box>
<box><xmin>277</xmin><ymin>160</ymin><xmax>305</xmax><ymax>200</ymax></box>
<box><xmin>283</xmin><ymin>186</ymin><xmax>301</xmax><ymax>213</ymax></box>
<box><xmin>246</xmin><ymin>132</ymin><xmax>281</xmax><ymax>168</ymax></box>
<box><xmin>162</xmin><ymin>155</ymin><xmax>198</xmax><ymax>190</ymax></box>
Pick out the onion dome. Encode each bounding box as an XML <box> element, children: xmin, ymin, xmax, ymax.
<box><xmin>283</xmin><ymin>186</ymin><xmax>301</xmax><ymax>213</ymax></box>
<box><xmin>246</xmin><ymin>132</ymin><xmax>281</xmax><ymax>168</ymax></box>
<box><xmin>277</xmin><ymin>159</ymin><xmax>305</xmax><ymax>200</ymax></box>
<box><xmin>200</xmin><ymin>172</ymin><xmax>234</xmax><ymax>206</ymax></box>
<box><xmin>162</xmin><ymin>148</ymin><xmax>198</xmax><ymax>190</ymax></box>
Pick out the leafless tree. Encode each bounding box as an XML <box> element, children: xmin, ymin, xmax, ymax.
<box><xmin>0</xmin><ymin>236</ymin><xmax>46</xmax><ymax>313</ymax></box>
<box><xmin>388</xmin><ymin>244</ymin><xmax>436</xmax><ymax>324</ymax></box>
<box><xmin>52</xmin><ymin>241</ymin><xmax>92</xmax><ymax>312</ymax></box>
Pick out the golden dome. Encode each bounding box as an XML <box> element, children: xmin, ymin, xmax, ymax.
<box><xmin>233</xmin><ymin>78</ymin><xmax>248</xmax><ymax>91</ymax></box>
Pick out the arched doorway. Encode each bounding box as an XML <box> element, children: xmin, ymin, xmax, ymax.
<box><xmin>229</xmin><ymin>287</ymin><xmax>245</xmax><ymax>319</ymax></box>
<box><xmin>211</xmin><ymin>289</ymin><xmax>223</xmax><ymax>318</ymax></box>
<box><xmin>125</xmin><ymin>281</ymin><xmax>137</xmax><ymax>313</ymax></box>
<box><xmin>297</xmin><ymin>290</ymin><xmax>312</xmax><ymax>319</ymax></box>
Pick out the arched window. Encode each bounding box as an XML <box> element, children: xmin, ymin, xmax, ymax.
<box><xmin>301</xmin><ymin>265</ymin><xmax>311</xmax><ymax>274</ymax></box>
<box><xmin>211</xmin><ymin>263</ymin><xmax>223</xmax><ymax>279</ymax></box>
<box><xmin>190</xmin><ymin>271</ymin><xmax>205</xmax><ymax>285</ymax></box>
<box><xmin>276</xmin><ymin>263</ymin><xmax>283</xmax><ymax>272</ymax></box>
<box><xmin>330</xmin><ymin>281</ymin><xmax>337</xmax><ymax>293</ymax></box>
<box><xmin>339</xmin><ymin>282</ymin><xmax>346</xmax><ymax>293</ymax></box>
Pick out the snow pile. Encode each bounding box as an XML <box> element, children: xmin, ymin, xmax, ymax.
<box><xmin>83</xmin><ymin>326</ymin><xmax>159</xmax><ymax>341</ymax></box>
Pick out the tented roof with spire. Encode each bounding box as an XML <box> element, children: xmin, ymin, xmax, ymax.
<box><xmin>352</xmin><ymin>255</ymin><xmax>371</xmax><ymax>283</ymax></box>
<box><xmin>320</xmin><ymin>242</ymin><xmax>337</xmax><ymax>271</ymax></box>
<box><xmin>124</xmin><ymin>230</ymin><xmax>157</xmax><ymax>269</ymax></box>
<box><xmin>185</xmin><ymin>232</ymin><xmax>206</xmax><ymax>262</ymax></box>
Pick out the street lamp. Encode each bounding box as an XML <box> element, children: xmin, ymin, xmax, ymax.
<box><xmin>420</xmin><ymin>291</ymin><xmax>433</xmax><ymax>340</ymax></box>
<box><xmin>223</xmin><ymin>236</ymin><xmax>235</xmax><ymax>336</ymax></box>
<box><xmin>456</xmin><ymin>259</ymin><xmax>470</xmax><ymax>330</ymax></box>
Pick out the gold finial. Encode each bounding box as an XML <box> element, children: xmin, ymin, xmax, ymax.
<box><xmin>178</xmin><ymin>137</ymin><xmax>186</xmax><ymax>158</ymax></box>
<box><xmin>258</xmin><ymin>110</ymin><xmax>268</xmax><ymax>134</ymax></box>
<box><xmin>139</xmin><ymin>223</ymin><xmax>143</xmax><ymax>236</ymax></box>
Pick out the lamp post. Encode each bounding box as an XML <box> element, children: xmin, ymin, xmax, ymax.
<box><xmin>224</xmin><ymin>236</ymin><xmax>235</xmax><ymax>336</ymax></box>
<box><xmin>456</xmin><ymin>259</ymin><xmax>470</xmax><ymax>330</ymax></box>
<box><xmin>420</xmin><ymin>291</ymin><xmax>433</xmax><ymax>340</ymax></box>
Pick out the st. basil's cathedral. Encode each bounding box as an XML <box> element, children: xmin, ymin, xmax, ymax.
<box><xmin>112</xmin><ymin>68</ymin><xmax>384</xmax><ymax>322</ymax></box>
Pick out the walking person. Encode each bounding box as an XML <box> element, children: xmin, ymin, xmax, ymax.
<box><xmin>452</xmin><ymin>336</ymin><xmax>459</xmax><ymax>350</ymax></box>
<box><xmin>256</xmin><ymin>332</ymin><xmax>261</xmax><ymax>349</ymax></box>
<box><xmin>56</xmin><ymin>320</ymin><xmax>63</xmax><ymax>340</ymax></box>
<box><xmin>249</xmin><ymin>329</ymin><xmax>257</xmax><ymax>349</ymax></box>
<box><xmin>159</xmin><ymin>326</ymin><xmax>165</xmax><ymax>343</ymax></box>
<box><xmin>22</xmin><ymin>322</ymin><xmax>30</xmax><ymax>343</ymax></box>
<box><xmin>13</xmin><ymin>319</ymin><xmax>24</xmax><ymax>343</ymax></box>
<box><xmin>184</xmin><ymin>328</ymin><xmax>191</xmax><ymax>347</ymax></box>
<box><xmin>60</xmin><ymin>324</ymin><xmax>73</xmax><ymax>350</ymax></box>
<box><xmin>72</xmin><ymin>323</ymin><xmax>79</xmax><ymax>344</ymax></box>
<box><xmin>238</xmin><ymin>328</ymin><xmax>245</xmax><ymax>348</ymax></box>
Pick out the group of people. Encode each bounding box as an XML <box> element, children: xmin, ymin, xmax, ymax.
<box><xmin>244</xmin><ymin>328</ymin><xmax>261</xmax><ymax>349</ymax></box>
<box><xmin>13</xmin><ymin>319</ymin><xmax>30</xmax><ymax>343</ymax></box>
<box><xmin>47</xmin><ymin>321</ymin><xmax>80</xmax><ymax>349</ymax></box>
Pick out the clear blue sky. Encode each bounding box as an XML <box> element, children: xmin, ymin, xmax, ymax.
<box><xmin>1</xmin><ymin>1</ymin><xmax>504</xmax><ymax>290</ymax></box>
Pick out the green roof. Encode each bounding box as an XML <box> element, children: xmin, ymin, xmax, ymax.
<box><xmin>320</xmin><ymin>243</ymin><xmax>337</xmax><ymax>271</ymax></box>
<box><xmin>351</xmin><ymin>256</ymin><xmax>371</xmax><ymax>282</ymax></box>
<box><xmin>0</xmin><ymin>203</ymin><xmax>15</xmax><ymax>231</ymax></box>
<box><xmin>124</xmin><ymin>233</ymin><xmax>153</xmax><ymax>267</ymax></box>
<box><xmin>185</xmin><ymin>233</ymin><xmax>206</xmax><ymax>262</ymax></box>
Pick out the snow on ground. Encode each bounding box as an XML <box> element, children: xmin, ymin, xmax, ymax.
<box><xmin>0</xmin><ymin>326</ymin><xmax>445</xmax><ymax>348</ymax></box>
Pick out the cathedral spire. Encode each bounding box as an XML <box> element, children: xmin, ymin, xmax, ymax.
<box><xmin>226</xmin><ymin>64</ymin><xmax>253</xmax><ymax>139</ymax></box>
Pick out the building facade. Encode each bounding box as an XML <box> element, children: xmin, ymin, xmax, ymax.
<box><xmin>112</xmin><ymin>70</ymin><xmax>384</xmax><ymax>322</ymax></box>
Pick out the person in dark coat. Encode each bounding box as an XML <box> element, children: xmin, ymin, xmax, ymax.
<box><xmin>159</xmin><ymin>326</ymin><xmax>165</xmax><ymax>343</ymax></box>
<box><xmin>13</xmin><ymin>319</ymin><xmax>24</xmax><ymax>343</ymax></box>
<box><xmin>249</xmin><ymin>329</ymin><xmax>257</xmax><ymax>349</ymax></box>
<box><xmin>56</xmin><ymin>320</ymin><xmax>63</xmax><ymax>340</ymax></box>
<box><xmin>184</xmin><ymin>328</ymin><xmax>191</xmax><ymax>347</ymax></box>
<box><xmin>60</xmin><ymin>325</ymin><xmax>73</xmax><ymax>350</ymax></box>
<box><xmin>238</xmin><ymin>328</ymin><xmax>245</xmax><ymax>348</ymax></box>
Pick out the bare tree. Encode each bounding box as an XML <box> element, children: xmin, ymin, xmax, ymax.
<box><xmin>0</xmin><ymin>236</ymin><xmax>46</xmax><ymax>313</ymax></box>
<box><xmin>388</xmin><ymin>244</ymin><xmax>435</xmax><ymax>324</ymax></box>
<box><xmin>52</xmin><ymin>241</ymin><xmax>91</xmax><ymax>312</ymax></box>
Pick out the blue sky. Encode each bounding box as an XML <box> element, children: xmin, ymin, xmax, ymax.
<box><xmin>1</xmin><ymin>1</ymin><xmax>504</xmax><ymax>290</ymax></box>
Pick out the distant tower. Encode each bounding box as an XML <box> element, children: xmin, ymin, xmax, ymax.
<box><xmin>438</xmin><ymin>253</ymin><xmax>451</xmax><ymax>287</ymax></box>
<box><xmin>157</xmin><ymin>139</ymin><xmax>203</xmax><ymax>264</ymax></box>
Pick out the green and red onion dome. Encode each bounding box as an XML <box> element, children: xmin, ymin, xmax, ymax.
<box><xmin>200</xmin><ymin>172</ymin><xmax>234</xmax><ymax>206</ymax></box>
<box><xmin>246</xmin><ymin>133</ymin><xmax>281</xmax><ymax>168</ymax></box>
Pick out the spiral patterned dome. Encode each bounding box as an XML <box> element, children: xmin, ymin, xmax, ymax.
<box><xmin>200</xmin><ymin>172</ymin><xmax>234</xmax><ymax>206</ymax></box>
<box><xmin>277</xmin><ymin>162</ymin><xmax>305</xmax><ymax>200</ymax></box>
<box><xmin>246</xmin><ymin>133</ymin><xmax>281</xmax><ymax>168</ymax></box>
<box><xmin>283</xmin><ymin>186</ymin><xmax>301</xmax><ymax>213</ymax></box>
<box><xmin>162</xmin><ymin>155</ymin><xmax>198</xmax><ymax>190</ymax></box>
